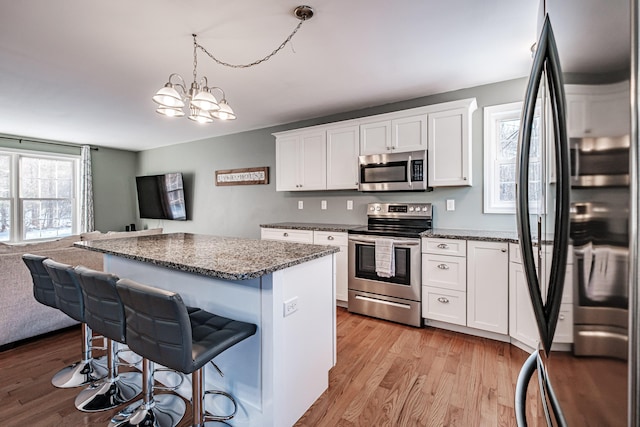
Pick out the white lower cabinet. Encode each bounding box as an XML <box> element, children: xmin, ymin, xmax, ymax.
<box><xmin>261</xmin><ymin>228</ymin><xmax>348</xmax><ymax>304</ymax></box>
<box><xmin>260</xmin><ymin>227</ymin><xmax>313</xmax><ymax>243</ymax></box>
<box><xmin>422</xmin><ymin>238</ymin><xmax>467</xmax><ymax>326</ymax></box>
<box><xmin>508</xmin><ymin>243</ymin><xmax>574</xmax><ymax>349</ymax></box>
<box><xmin>467</xmin><ymin>241</ymin><xmax>509</xmax><ymax>334</ymax></box>
<box><xmin>313</xmin><ymin>231</ymin><xmax>348</xmax><ymax>303</ymax></box>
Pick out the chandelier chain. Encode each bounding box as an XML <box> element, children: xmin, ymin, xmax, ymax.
<box><xmin>195</xmin><ymin>19</ymin><xmax>306</xmax><ymax>69</ymax></box>
<box><xmin>192</xmin><ymin>35</ymin><xmax>198</xmax><ymax>83</ymax></box>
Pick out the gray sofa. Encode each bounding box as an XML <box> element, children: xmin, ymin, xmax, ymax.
<box><xmin>0</xmin><ymin>228</ymin><xmax>162</xmax><ymax>347</ymax></box>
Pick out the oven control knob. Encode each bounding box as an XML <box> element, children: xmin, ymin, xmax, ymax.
<box><xmin>375</xmin><ymin>206</ymin><xmax>381</xmax><ymax>211</ymax></box>
<box><xmin>422</xmin><ymin>207</ymin><xmax>428</xmax><ymax>212</ymax></box>
<box><xmin>409</xmin><ymin>206</ymin><xmax>415</xmax><ymax>212</ymax></box>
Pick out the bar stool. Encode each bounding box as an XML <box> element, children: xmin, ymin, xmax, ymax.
<box><xmin>42</xmin><ymin>258</ymin><xmax>108</xmax><ymax>388</ymax></box>
<box><xmin>114</xmin><ymin>278</ymin><xmax>257</xmax><ymax>427</ymax></box>
<box><xmin>72</xmin><ymin>266</ymin><xmax>143</xmax><ymax>412</ymax></box>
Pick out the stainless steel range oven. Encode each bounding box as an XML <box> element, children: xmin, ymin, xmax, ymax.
<box><xmin>348</xmin><ymin>202</ymin><xmax>432</xmax><ymax>327</ymax></box>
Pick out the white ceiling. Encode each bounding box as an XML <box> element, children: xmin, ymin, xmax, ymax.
<box><xmin>0</xmin><ymin>0</ymin><xmax>616</xmax><ymax>152</ymax></box>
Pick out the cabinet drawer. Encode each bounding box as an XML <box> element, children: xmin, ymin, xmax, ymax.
<box><xmin>313</xmin><ymin>231</ymin><xmax>348</xmax><ymax>247</ymax></box>
<box><xmin>261</xmin><ymin>228</ymin><xmax>313</xmax><ymax>244</ymax></box>
<box><xmin>422</xmin><ymin>238</ymin><xmax>466</xmax><ymax>256</ymax></box>
<box><xmin>510</xmin><ymin>243</ymin><xmax>574</xmax><ymax>265</ymax></box>
<box><xmin>423</xmin><ymin>286</ymin><xmax>466</xmax><ymax>326</ymax></box>
<box><xmin>422</xmin><ymin>254</ymin><xmax>466</xmax><ymax>292</ymax></box>
<box><xmin>554</xmin><ymin>303</ymin><xmax>573</xmax><ymax>344</ymax></box>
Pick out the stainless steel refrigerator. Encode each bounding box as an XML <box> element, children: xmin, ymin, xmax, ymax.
<box><xmin>514</xmin><ymin>0</ymin><xmax>639</xmax><ymax>425</ymax></box>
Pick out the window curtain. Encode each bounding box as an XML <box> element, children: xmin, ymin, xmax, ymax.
<box><xmin>80</xmin><ymin>145</ymin><xmax>94</xmax><ymax>232</ymax></box>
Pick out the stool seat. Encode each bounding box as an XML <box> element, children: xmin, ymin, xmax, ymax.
<box><xmin>114</xmin><ymin>279</ymin><xmax>257</xmax><ymax>427</ymax></box>
<box><xmin>73</xmin><ymin>266</ymin><xmax>143</xmax><ymax>412</ymax></box>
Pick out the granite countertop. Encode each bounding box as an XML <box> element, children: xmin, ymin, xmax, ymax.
<box><xmin>74</xmin><ymin>232</ymin><xmax>339</xmax><ymax>281</ymax></box>
<box><xmin>422</xmin><ymin>228</ymin><xmax>520</xmax><ymax>243</ymax></box>
<box><xmin>260</xmin><ymin>222</ymin><xmax>364</xmax><ymax>232</ymax></box>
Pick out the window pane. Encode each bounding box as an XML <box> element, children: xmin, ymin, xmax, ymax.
<box><xmin>22</xmin><ymin>199</ymin><xmax>73</xmax><ymax>240</ymax></box>
<box><xmin>498</xmin><ymin>118</ymin><xmax>520</xmax><ymax>160</ymax></box>
<box><xmin>499</xmin><ymin>182</ymin><xmax>515</xmax><ymax>202</ymax></box>
<box><xmin>499</xmin><ymin>163</ymin><xmax>516</xmax><ymax>182</ymax></box>
<box><xmin>0</xmin><ymin>200</ymin><xmax>9</xmax><ymax>242</ymax></box>
<box><xmin>0</xmin><ymin>155</ymin><xmax>9</xmax><ymax>198</ymax></box>
<box><xmin>20</xmin><ymin>157</ymin><xmax>74</xmax><ymax>199</ymax></box>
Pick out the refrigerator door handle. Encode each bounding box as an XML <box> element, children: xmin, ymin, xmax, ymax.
<box><xmin>516</xmin><ymin>13</ymin><xmax>571</xmax><ymax>356</ymax></box>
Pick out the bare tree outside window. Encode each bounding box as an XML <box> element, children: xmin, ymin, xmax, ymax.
<box><xmin>19</xmin><ymin>157</ymin><xmax>74</xmax><ymax>239</ymax></box>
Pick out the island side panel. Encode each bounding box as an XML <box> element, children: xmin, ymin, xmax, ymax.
<box><xmin>104</xmin><ymin>254</ymin><xmax>264</xmax><ymax>425</ymax></box>
<box><xmin>269</xmin><ymin>254</ymin><xmax>335</xmax><ymax>427</ymax></box>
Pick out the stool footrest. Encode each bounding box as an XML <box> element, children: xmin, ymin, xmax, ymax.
<box><xmin>203</xmin><ymin>389</ymin><xmax>238</xmax><ymax>422</ymax></box>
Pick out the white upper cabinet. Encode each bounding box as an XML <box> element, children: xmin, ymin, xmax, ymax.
<box><xmin>427</xmin><ymin>99</ymin><xmax>477</xmax><ymax>187</ymax></box>
<box><xmin>565</xmin><ymin>81</ymin><xmax>630</xmax><ymax>138</ymax></box>
<box><xmin>275</xmin><ymin>130</ymin><xmax>326</xmax><ymax>191</ymax></box>
<box><xmin>274</xmin><ymin>98</ymin><xmax>476</xmax><ymax>191</ymax></box>
<box><xmin>360</xmin><ymin>114</ymin><xmax>427</xmax><ymax>155</ymax></box>
<box><xmin>360</xmin><ymin>121</ymin><xmax>392</xmax><ymax>155</ymax></box>
<box><xmin>326</xmin><ymin>124</ymin><xmax>360</xmax><ymax>190</ymax></box>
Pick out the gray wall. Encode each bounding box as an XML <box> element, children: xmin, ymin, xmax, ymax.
<box><xmin>0</xmin><ymin>136</ymin><xmax>138</xmax><ymax>233</ymax></box>
<box><xmin>137</xmin><ymin>77</ymin><xmax>529</xmax><ymax>238</ymax></box>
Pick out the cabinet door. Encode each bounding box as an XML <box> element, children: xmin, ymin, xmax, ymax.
<box><xmin>275</xmin><ymin>136</ymin><xmax>300</xmax><ymax>191</ymax></box>
<box><xmin>427</xmin><ymin>107</ymin><xmax>472</xmax><ymax>187</ymax></box>
<box><xmin>467</xmin><ymin>241</ymin><xmax>509</xmax><ymax>334</ymax></box>
<box><xmin>314</xmin><ymin>231</ymin><xmax>348</xmax><ymax>302</ymax></box>
<box><xmin>299</xmin><ymin>132</ymin><xmax>327</xmax><ymax>190</ymax></box>
<box><xmin>391</xmin><ymin>115</ymin><xmax>427</xmax><ymax>153</ymax></box>
<box><xmin>326</xmin><ymin>125</ymin><xmax>359</xmax><ymax>190</ymax></box>
<box><xmin>360</xmin><ymin>121</ymin><xmax>391</xmax><ymax>155</ymax></box>
<box><xmin>509</xmin><ymin>261</ymin><xmax>540</xmax><ymax>349</ymax></box>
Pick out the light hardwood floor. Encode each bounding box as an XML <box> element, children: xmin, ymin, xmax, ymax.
<box><xmin>0</xmin><ymin>308</ymin><xmax>547</xmax><ymax>426</ymax></box>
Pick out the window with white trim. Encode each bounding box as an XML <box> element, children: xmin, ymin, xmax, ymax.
<box><xmin>0</xmin><ymin>149</ymin><xmax>79</xmax><ymax>242</ymax></box>
<box><xmin>483</xmin><ymin>102</ymin><xmax>542</xmax><ymax>214</ymax></box>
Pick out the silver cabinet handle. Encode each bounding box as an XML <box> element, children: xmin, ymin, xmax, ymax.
<box><xmin>437</xmin><ymin>264</ymin><xmax>449</xmax><ymax>270</ymax></box>
<box><xmin>283</xmin><ymin>232</ymin><xmax>289</xmax><ymax>237</ymax></box>
<box><xmin>437</xmin><ymin>243</ymin><xmax>449</xmax><ymax>249</ymax></box>
<box><xmin>437</xmin><ymin>297</ymin><xmax>450</xmax><ymax>304</ymax></box>
<box><xmin>559</xmin><ymin>314</ymin><xmax>565</xmax><ymax>321</ymax></box>
<box><xmin>327</xmin><ymin>235</ymin><xmax>334</xmax><ymax>241</ymax></box>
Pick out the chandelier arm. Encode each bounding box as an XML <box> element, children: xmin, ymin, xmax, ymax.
<box><xmin>194</xmin><ymin>19</ymin><xmax>306</xmax><ymax>69</ymax></box>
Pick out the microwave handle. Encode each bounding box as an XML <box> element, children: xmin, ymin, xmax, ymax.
<box><xmin>407</xmin><ymin>154</ymin><xmax>412</xmax><ymax>188</ymax></box>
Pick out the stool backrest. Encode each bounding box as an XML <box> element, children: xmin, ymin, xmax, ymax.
<box><xmin>116</xmin><ymin>278</ymin><xmax>193</xmax><ymax>373</ymax></box>
<box><xmin>43</xmin><ymin>258</ymin><xmax>85</xmax><ymax>322</ymax></box>
<box><xmin>22</xmin><ymin>254</ymin><xmax>56</xmax><ymax>308</ymax></box>
<box><xmin>74</xmin><ymin>265</ymin><xmax>125</xmax><ymax>343</ymax></box>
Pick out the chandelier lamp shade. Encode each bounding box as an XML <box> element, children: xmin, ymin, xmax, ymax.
<box><xmin>151</xmin><ymin>5</ymin><xmax>314</xmax><ymax>124</ymax></box>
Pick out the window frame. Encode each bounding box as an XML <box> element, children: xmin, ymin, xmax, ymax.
<box><xmin>483</xmin><ymin>101</ymin><xmax>543</xmax><ymax>214</ymax></box>
<box><xmin>0</xmin><ymin>147</ymin><xmax>80</xmax><ymax>243</ymax></box>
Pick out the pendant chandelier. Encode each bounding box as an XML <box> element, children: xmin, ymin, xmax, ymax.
<box><xmin>152</xmin><ymin>5</ymin><xmax>314</xmax><ymax>124</ymax></box>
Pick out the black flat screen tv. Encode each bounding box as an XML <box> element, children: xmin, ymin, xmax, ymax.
<box><xmin>135</xmin><ymin>172</ymin><xmax>187</xmax><ymax>221</ymax></box>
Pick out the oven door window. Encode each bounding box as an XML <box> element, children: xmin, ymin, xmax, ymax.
<box><xmin>354</xmin><ymin>243</ymin><xmax>410</xmax><ymax>285</ymax></box>
<box><xmin>361</xmin><ymin>162</ymin><xmax>408</xmax><ymax>183</ymax></box>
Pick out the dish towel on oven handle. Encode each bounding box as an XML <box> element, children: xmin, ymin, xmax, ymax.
<box><xmin>375</xmin><ymin>238</ymin><xmax>395</xmax><ymax>278</ymax></box>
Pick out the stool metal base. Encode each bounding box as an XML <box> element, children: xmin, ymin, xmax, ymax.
<box><xmin>108</xmin><ymin>394</ymin><xmax>186</xmax><ymax>427</ymax></box>
<box><xmin>51</xmin><ymin>356</ymin><xmax>109</xmax><ymax>388</ymax></box>
<box><xmin>75</xmin><ymin>371</ymin><xmax>143</xmax><ymax>412</ymax></box>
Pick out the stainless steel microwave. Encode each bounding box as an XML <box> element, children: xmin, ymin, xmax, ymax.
<box><xmin>358</xmin><ymin>150</ymin><xmax>432</xmax><ymax>192</ymax></box>
<box><xmin>570</xmin><ymin>135</ymin><xmax>630</xmax><ymax>187</ymax></box>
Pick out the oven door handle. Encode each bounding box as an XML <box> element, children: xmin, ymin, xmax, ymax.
<box><xmin>348</xmin><ymin>237</ymin><xmax>420</xmax><ymax>246</ymax></box>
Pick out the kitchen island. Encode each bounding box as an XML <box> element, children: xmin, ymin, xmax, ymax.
<box><xmin>75</xmin><ymin>232</ymin><xmax>339</xmax><ymax>427</ymax></box>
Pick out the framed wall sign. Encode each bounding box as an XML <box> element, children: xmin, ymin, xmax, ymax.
<box><xmin>215</xmin><ymin>167</ymin><xmax>269</xmax><ymax>186</ymax></box>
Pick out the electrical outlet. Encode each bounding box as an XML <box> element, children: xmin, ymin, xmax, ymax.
<box><xmin>446</xmin><ymin>199</ymin><xmax>455</xmax><ymax>211</ymax></box>
<box><xmin>283</xmin><ymin>297</ymin><xmax>298</xmax><ymax>317</ymax></box>
<box><xmin>298</xmin><ymin>200</ymin><xmax>303</xmax><ymax>210</ymax></box>
<box><xmin>347</xmin><ymin>200</ymin><xmax>353</xmax><ymax>210</ymax></box>
<box><xmin>321</xmin><ymin>200</ymin><xmax>327</xmax><ymax>210</ymax></box>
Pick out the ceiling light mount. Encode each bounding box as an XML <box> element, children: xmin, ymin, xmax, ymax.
<box><xmin>152</xmin><ymin>5</ymin><xmax>314</xmax><ymax>124</ymax></box>
<box><xmin>294</xmin><ymin>5</ymin><xmax>314</xmax><ymax>21</ymax></box>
